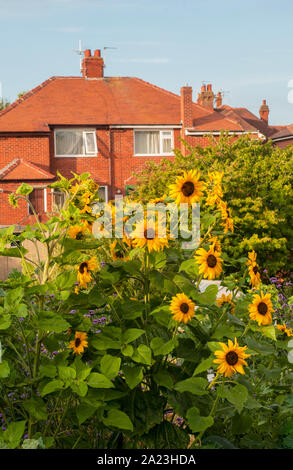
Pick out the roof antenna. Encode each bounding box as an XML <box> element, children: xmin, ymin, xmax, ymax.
<box><xmin>73</xmin><ymin>40</ymin><xmax>84</xmax><ymax>73</ymax></box>
<box><xmin>103</xmin><ymin>46</ymin><xmax>117</xmax><ymax>69</ymax></box>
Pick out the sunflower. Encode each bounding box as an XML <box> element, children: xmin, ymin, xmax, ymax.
<box><xmin>131</xmin><ymin>218</ymin><xmax>169</xmax><ymax>252</ymax></box>
<box><xmin>214</xmin><ymin>338</ymin><xmax>250</xmax><ymax>377</ymax></box>
<box><xmin>69</xmin><ymin>331</ymin><xmax>88</xmax><ymax>355</ymax></box>
<box><xmin>217</xmin><ymin>200</ymin><xmax>234</xmax><ymax>233</ymax></box>
<box><xmin>248</xmin><ymin>291</ymin><xmax>273</xmax><ymax>326</ymax></box>
<box><xmin>195</xmin><ymin>246</ymin><xmax>223</xmax><ymax>280</ymax></box>
<box><xmin>208</xmin><ymin>235</ymin><xmax>222</xmax><ymax>254</ymax></box>
<box><xmin>169</xmin><ymin>170</ymin><xmax>205</xmax><ymax>205</ymax></box>
<box><xmin>276</xmin><ymin>323</ymin><xmax>293</xmax><ymax>337</ymax></box>
<box><xmin>247</xmin><ymin>250</ymin><xmax>261</xmax><ymax>288</ymax></box>
<box><xmin>170</xmin><ymin>293</ymin><xmax>195</xmax><ymax>324</ymax></box>
<box><xmin>216</xmin><ymin>293</ymin><xmax>236</xmax><ymax>315</ymax></box>
<box><xmin>110</xmin><ymin>240</ymin><xmax>129</xmax><ymax>261</ymax></box>
<box><xmin>68</xmin><ymin>225</ymin><xmax>86</xmax><ymax>239</ymax></box>
<box><xmin>76</xmin><ymin>257</ymin><xmax>98</xmax><ymax>289</ymax></box>
<box><xmin>205</xmin><ymin>171</ymin><xmax>223</xmax><ymax>207</ymax></box>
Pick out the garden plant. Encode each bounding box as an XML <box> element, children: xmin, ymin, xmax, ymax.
<box><xmin>0</xmin><ymin>168</ymin><xmax>292</xmax><ymax>450</ymax></box>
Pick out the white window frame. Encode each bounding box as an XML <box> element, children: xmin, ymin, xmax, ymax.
<box><xmin>54</xmin><ymin>128</ymin><xmax>98</xmax><ymax>157</ymax></box>
<box><xmin>133</xmin><ymin>129</ymin><xmax>174</xmax><ymax>156</ymax></box>
<box><xmin>51</xmin><ymin>188</ymin><xmax>66</xmax><ymax>212</ymax></box>
<box><xmin>98</xmin><ymin>185</ymin><xmax>108</xmax><ymax>202</ymax></box>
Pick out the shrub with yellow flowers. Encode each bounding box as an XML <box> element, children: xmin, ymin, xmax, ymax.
<box><xmin>0</xmin><ymin>170</ymin><xmax>292</xmax><ymax>450</ymax></box>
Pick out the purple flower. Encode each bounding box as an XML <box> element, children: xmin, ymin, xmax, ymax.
<box><xmin>95</xmin><ymin>330</ymin><xmax>101</xmax><ymax>334</ymax></box>
<box><xmin>69</xmin><ymin>309</ymin><xmax>76</xmax><ymax>314</ymax></box>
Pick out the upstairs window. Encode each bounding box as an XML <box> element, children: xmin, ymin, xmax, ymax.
<box><xmin>55</xmin><ymin>129</ymin><xmax>97</xmax><ymax>157</ymax></box>
<box><xmin>134</xmin><ymin>130</ymin><xmax>173</xmax><ymax>156</ymax></box>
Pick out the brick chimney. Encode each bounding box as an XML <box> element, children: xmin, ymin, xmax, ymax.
<box><xmin>259</xmin><ymin>99</ymin><xmax>269</xmax><ymax>123</ymax></box>
<box><xmin>216</xmin><ymin>91</ymin><xmax>222</xmax><ymax>108</ymax></box>
<box><xmin>197</xmin><ymin>83</ymin><xmax>214</xmax><ymax>109</ymax></box>
<box><xmin>180</xmin><ymin>86</ymin><xmax>193</xmax><ymax>128</ymax></box>
<box><xmin>82</xmin><ymin>49</ymin><xmax>104</xmax><ymax>79</ymax></box>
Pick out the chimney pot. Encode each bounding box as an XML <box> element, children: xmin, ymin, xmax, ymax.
<box><xmin>82</xmin><ymin>47</ymin><xmax>104</xmax><ymax>78</ymax></box>
<box><xmin>207</xmin><ymin>84</ymin><xmax>212</xmax><ymax>91</ymax></box>
<box><xmin>259</xmin><ymin>99</ymin><xmax>269</xmax><ymax>124</ymax></box>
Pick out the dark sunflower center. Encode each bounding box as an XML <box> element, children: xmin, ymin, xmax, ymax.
<box><xmin>253</xmin><ymin>266</ymin><xmax>258</xmax><ymax>274</ymax></box>
<box><xmin>180</xmin><ymin>303</ymin><xmax>189</xmax><ymax>314</ymax></box>
<box><xmin>115</xmin><ymin>250</ymin><xmax>124</xmax><ymax>258</ymax></box>
<box><xmin>207</xmin><ymin>254</ymin><xmax>217</xmax><ymax>268</ymax></box>
<box><xmin>76</xmin><ymin>232</ymin><xmax>83</xmax><ymax>240</ymax></box>
<box><xmin>75</xmin><ymin>338</ymin><xmax>81</xmax><ymax>347</ymax></box>
<box><xmin>257</xmin><ymin>302</ymin><xmax>268</xmax><ymax>315</ymax></box>
<box><xmin>181</xmin><ymin>181</ymin><xmax>195</xmax><ymax>197</ymax></box>
<box><xmin>144</xmin><ymin>229</ymin><xmax>156</xmax><ymax>240</ymax></box>
<box><xmin>79</xmin><ymin>262</ymin><xmax>88</xmax><ymax>274</ymax></box>
<box><xmin>226</xmin><ymin>351</ymin><xmax>238</xmax><ymax>366</ymax></box>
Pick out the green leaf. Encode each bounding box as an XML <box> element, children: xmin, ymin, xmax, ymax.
<box><xmin>58</xmin><ymin>366</ymin><xmax>76</xmax><ymax>381</ymax></box>
<box><xmin>219</xmin><ymin>384</ymin><xmax>248</xmax><ymax>413</ymax></box>
<box><xmin>0</xmin><ymin>314</ymin><xmax>12</xmax><ymax>330</ymax></box>
<box><xmin>174</xmin><ymin>377</ymin><xmax>208</xmax><ymax>395</ymax></box>
<box><xmin>121</xmin><ymin>344</ymin><xmax>133</xmax><ymax>357</ymax></box>
<box><xmin>245</xmin><ymin>336</ymin><xmax>275</xmax><ymax>355</ymax></box>
<box><xmin>55</xmin><ymin>271</ymin><xmax>76</xmax><ymax>291</ymax></box>
<box><xmin>122</xmin><ymin>328</ymin><xmax>145</xmax><ymax>344</ymax></box>
<box><xmin>150</xmin><ymin>337</ymin><xmax>176</xmax><ymax>356</ymax></box>
<box><xmin>153</xmin><ymin>369</ymin><xmax>173</xmax><ymax>389</ymax></box>
<box><xmin>100</xmin><ymin>355</ymin><xmax>121</xmax><ymax>380</ymax></box>
<box><xmin>76</xmin><ymin>403</ymin><xmax>97</xmax><ymax>425</ymax></box>
<box><xmin>186</xmin><ymin>407</ymin><xmax>214</xmax><ymax>433</ymax></box>
<box><xmin>132</xmin><ymin>344</ymin><xmax>152</xmax><ymax>365</ymax></box>
<box><xmin>23</xmin><ymin>397</ymin><xmax>47</xmax><ymax>421</ymax></box>
<box><xmin>72</xmin><ymin>356</ymin><xmax>92</xmax><ymax>381</ymax></box>
<box><xmin>192</xmin><ymin>357</ymin><xmax>214</xmax><ymax>376</ymax></box>
<box><xmin>103</xmin><ymin>409</ymin><xmax>133</xmax><ymax>431</ymax></box>
<box><xmin>3</xmin><ymin>420</ymin><xmax>26</xmax><ymax>448</ymax></box>
<box><xmin>150</xmin><ymin>305</ymin><xmax>172</xmax><ymax>328</ymax></box>
<box><xmin>16</xmin><ymin>183</ymin><xmax>33</xmax><ymax>196</ymax></box>
<box><xmin>250</xmin><ymin>324</ymin><xmax>276</xmax><ymax>341</ymax></box>
<box><xmin>123</xmin><ymin>365</ymin><xmax>143</xmax><ymax>389</ymax></box>
<box><xmin>87</xmin><ymin>372</ymin><xmax>114</xmax><ymax>389</ymax></box>
<box><xmin>196</xmin><ymin>285</ymin><xmax>218</xmax><ymax>305</ymax></box>
<box><xmin>179</xmin><ymin>259</ymin><xmax>199</xmax><ymax>277</ymax></box>
<box><xmin>40</xmin><ymin>379</ymin><xmax>64</xmax><ymax>397</ymax></box>
<box><xmin>37</xmin><ymin>312</ymin><xmax>70</xmax><ymax>333</ymax></box>
<box><xmin>70</xmin><ymin>381</ymin><xmax>88</xmax><ymax>397</ymax></box>
<box><xmin>0</xmin><ymin>360</ymin><xmax>10</xmax><ymax>378</ymax></box>
<box><xmin>232</xmin><ymin>412</ymin><xmax>253</xmax><ymax>435</ymax></box>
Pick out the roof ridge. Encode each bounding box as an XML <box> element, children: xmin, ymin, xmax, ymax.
<box><xmin>20</xmin><ymin>159</ymin><xmax>55</xmax><ymax>178</ymax></box>
<box><xmin>0</xmin><ymin>158</ymin><xmax>20</xmax><ymax>179</ymax></box>
<box><xmin>132</xmin><ymin>77</ymin><xmax>214</xmax><ymax>114</ymax></box>
<box><xmin>0</xmin><ymin>77</ymin><xmax>57</xmax><ymax>118</ymax></box>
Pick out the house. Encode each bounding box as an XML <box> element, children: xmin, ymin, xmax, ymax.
<box><xmin>0</xmin><ymin>47</ymin><xmax>289</xmax><ymax>230</ymax></box>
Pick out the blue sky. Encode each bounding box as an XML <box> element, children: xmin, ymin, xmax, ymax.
<box><xmin>0</xmin><ymin>0</ymin><xmax>292</xmax><ymax>125</ymax></box>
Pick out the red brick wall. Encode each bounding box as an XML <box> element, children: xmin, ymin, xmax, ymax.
<box><xmin>0</xmin><ymin>135</ymin><xmax>50</xmax><ymax>172</ymax></box>
<box><xmin>0</xmin><ymin>128</ymin><xmax>224</xmax><ymax>226</ymax></box>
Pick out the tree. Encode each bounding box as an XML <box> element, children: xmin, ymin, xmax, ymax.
<box><xmin>131</xmin><ymin>134</ymin><xmax>293</xmax><ymax>273</ymax></box>
<box><xmin>0</xmin><ymin>97</ymin><xmax>10</xmax><ymax>111</ymax></box>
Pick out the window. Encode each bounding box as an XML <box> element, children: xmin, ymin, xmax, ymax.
<box><xmin>134</xmin><ymin>130</ymin><xmax>173</xmax><ymax>156</ymax></box>
<box><xmin>52</xmin><ymin>189</ymin><xmax>66</xmax><ymax>211</ymax></box>
<box><xmin>55</xmin><ymin>129</ymin><xmax>97</xmax><ymax>157</ymax></box>
<box><xmin>98</xmin><ymin>186</ymin><xmax>108</xmax><ymax>202</ymax></box>
<box><xmin>28</xmin><ymin>188</ymin><xmax>46</xmax><ymax>215</ymax></box>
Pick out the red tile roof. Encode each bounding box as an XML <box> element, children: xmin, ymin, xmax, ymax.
<box><xmin>0</xmin><ymin>159</ymin><xmax>55</xmax><ymax>180</ymax></box>
<box><xmin>0</xmin><ymin>76</ymin><xmax>214</xmax><ymax>132</ymax></box>
<box><xmin>0</xmin><ymin>75</ymin><xmax>284</xmax><ymax>137</ymax></box>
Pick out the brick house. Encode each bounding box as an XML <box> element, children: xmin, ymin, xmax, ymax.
<box><xmin>0</xmin><ymin>48</ymin><xmax>289</xmax><ymax>229</ymax></box>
